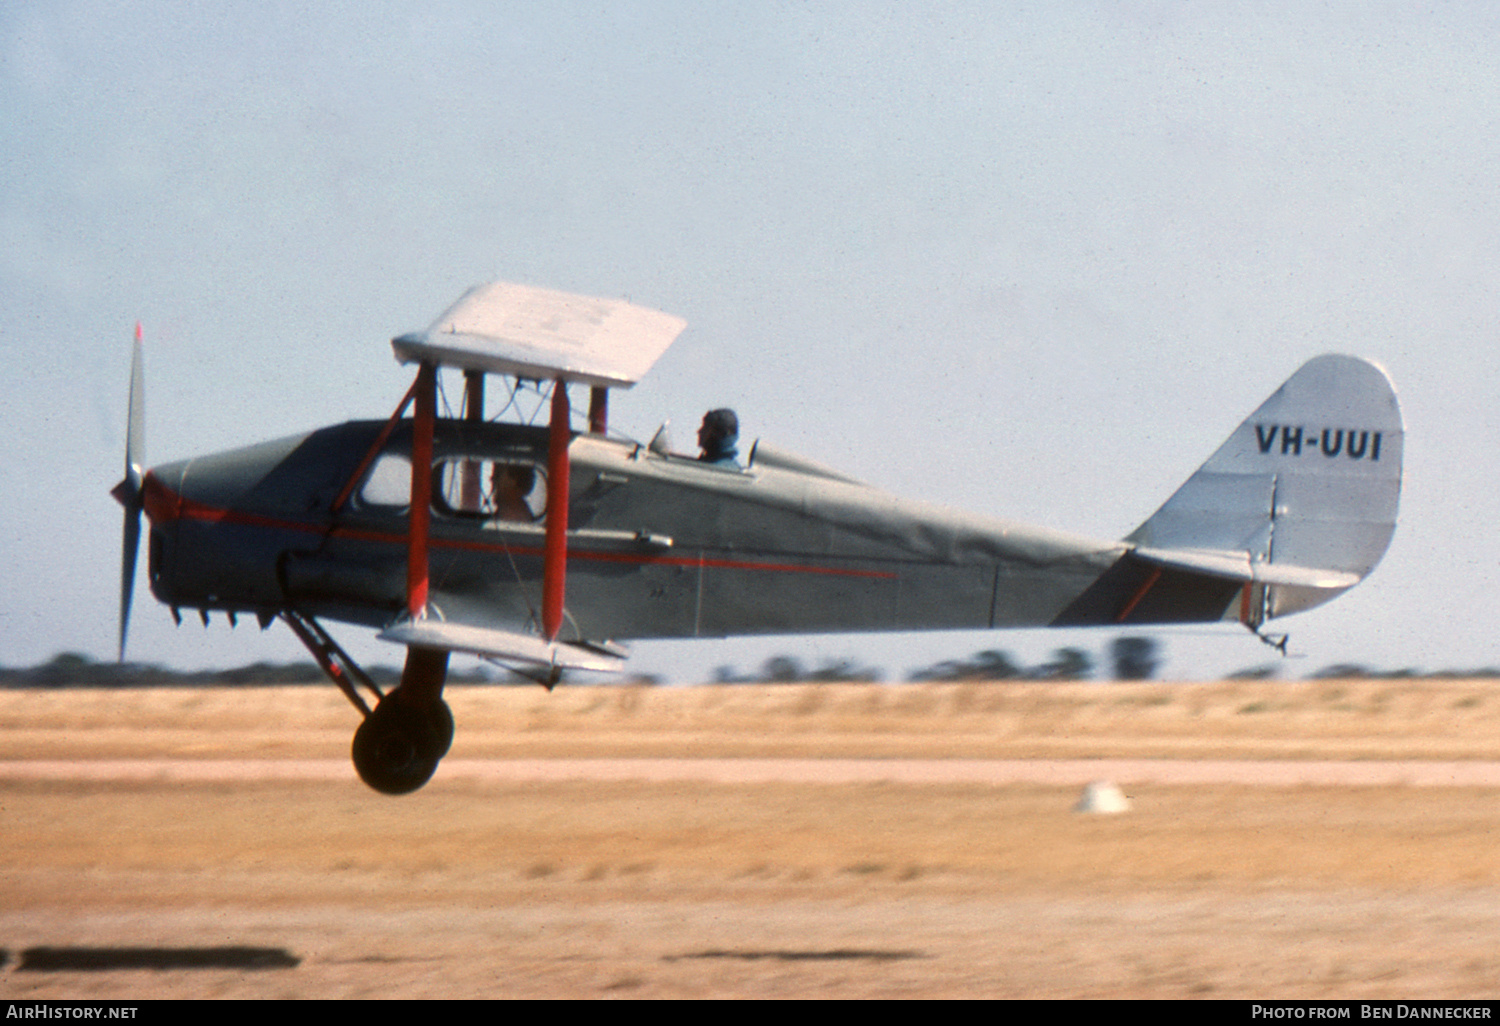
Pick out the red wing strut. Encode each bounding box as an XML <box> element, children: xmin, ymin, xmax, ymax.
<box><xmin>542</xmin><ymin>378</ymin><xmax>570</xmax><ymax>641</ymax></box>
<box><xmin>406</xmin><ymin>362</ymin><xmax>437</xmax><ymax>620</ymax></box>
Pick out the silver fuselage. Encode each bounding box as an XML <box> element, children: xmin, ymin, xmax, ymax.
<box><xmin>143</xmin><ymin>418</ymin><xmax>1211</xmax><ymax>644</ymax></box>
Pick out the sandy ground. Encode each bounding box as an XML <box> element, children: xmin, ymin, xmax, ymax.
<box><xmin>5</xmin><ymin>678</ymin><xmax>1500</xmax><ymax>999</ymax></box>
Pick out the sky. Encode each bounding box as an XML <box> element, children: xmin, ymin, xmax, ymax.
<box><xmin>3</xmin><ymin>2</ymin><xmax>1498</xmax><ymax>683</ymax></box>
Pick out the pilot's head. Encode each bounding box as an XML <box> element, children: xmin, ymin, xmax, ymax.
<box><xmin>698</xmin><ymin>408</ymin><xmax>738</xmax><ymax>454</ymax></box>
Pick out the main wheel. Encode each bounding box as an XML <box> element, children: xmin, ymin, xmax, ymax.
<box><xmin>351</xmin><ymin>697</ymin><xmax>454</xmax><ymax>795</ymax></box>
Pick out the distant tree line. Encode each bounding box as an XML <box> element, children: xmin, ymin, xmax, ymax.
<box><xmin>0</xmin><ymin>652</ymin><xmax>495</xmax><ymax>689</ymax></box>
<box><xmin>714</xmin><ymin>637</ymin><xmax>1163</xmax><ymax>684</ymax></box>
<box><xmin>6</xmin><ymin>638</ymin><xmax>1160</xmax><ymax>688</ymax></box>
<box><xmin>1304</xmin><ymin>663</ymin><xmax>1500</xmax><ymax>680</ymax></box>
<box><xmin>908</xmin><ymin>636</ymin><xmax>1159</xmax><ymax>682</ymax></box>
<box><xmin>8</xmin><ymin>643</ymin><xmax>1499</xmax><ymax>688</ymax></box>
<box><xmin>713</xmin><ymin>639</ymin><xmax>1500</xmax><ymax>685</ymax></box>
<box><xmin>714</xmin><ymin>655</ymin><xmax>885</xmax><ymax>684</ymax></box>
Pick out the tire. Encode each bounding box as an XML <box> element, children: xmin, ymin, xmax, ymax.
<box><xmin>351</xmin><ymin>697</ymin><xmax>453</xmax><ymax>795</ymax></box>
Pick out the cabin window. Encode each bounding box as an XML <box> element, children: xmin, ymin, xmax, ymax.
<box><xmin>359</xmin><ymin>453</ymin><xmax>412</xmax><ymax>509</ymax></box>
<box><xmin>435</xmin><ymin>458</ymin><xmax>547</xmax><ymax>523</ymax></box>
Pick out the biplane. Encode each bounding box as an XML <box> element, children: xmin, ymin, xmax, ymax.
<box><xmin>111</xmin><ymin>282</ymin><xmax>1404</xmax><ymax>794</ymax></box>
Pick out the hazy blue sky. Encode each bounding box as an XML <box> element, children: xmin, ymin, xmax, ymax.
<box><xmin>4</xmin><ymin>2</ymin><xmax>1498</xmax><ymax>682</ymax></box>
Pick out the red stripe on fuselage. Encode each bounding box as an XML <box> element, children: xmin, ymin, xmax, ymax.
<box><xmin>142</xmin><ymin>477</ymin><xmax>899</xmax><ymax>580</ymax></box>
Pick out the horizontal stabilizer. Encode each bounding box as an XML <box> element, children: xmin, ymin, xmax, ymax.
<box><xmin>1132</xmin><ymin>546</ymin><xmax>1360</xmax><ymax>590</ymax></box>
<box><xmin>392</xmin><ymin>280</ymin><xmax>686</xmax><ymax>388</ymax></box>
<box><xmin>378</xmin><ymin>620</ymin><xmax>627</xmax><ymax>673</ymax></box>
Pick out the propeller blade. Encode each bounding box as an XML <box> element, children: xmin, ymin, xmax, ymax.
<box><xmin>110</xmin><ymin>324</ymin><xmax>145</xmax><ymax>507</ymax></box>
<box><xmin>119</xmin><ymin>501</ymin><xmax>141</xmax><ymax>661</ymax></box>
<box><xmin>126</xmin><ymin>321</ymin><xmax>144</xmax><ymax>493</ymax></box>
<box><xmin>114</xmin><ymin>324</ymin><xmax>145</xmax><ymax>661</ymax></box>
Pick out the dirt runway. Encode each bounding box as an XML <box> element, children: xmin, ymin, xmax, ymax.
<box><xmin>5</xmin><ymin>679</ymin><xmax>1500</xmax><ymax>999</ymax></box>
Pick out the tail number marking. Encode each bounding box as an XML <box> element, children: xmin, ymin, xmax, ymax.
<box><xmin>1254</xmin><ymin>425</ymin><xmax>1383</xmax><ymax>461</ymax></box>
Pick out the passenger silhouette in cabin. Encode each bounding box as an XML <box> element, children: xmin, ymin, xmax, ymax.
<box><xmin>489</xmin><ymin>463</ymin><xmax>537</xmax><ymax>522</ymax></box>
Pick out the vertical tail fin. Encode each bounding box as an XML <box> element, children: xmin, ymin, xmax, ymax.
<box><xmin>1126</xmin><ymin>354</ymin><xmax>1402</xmax><ymax>622</ymax></box>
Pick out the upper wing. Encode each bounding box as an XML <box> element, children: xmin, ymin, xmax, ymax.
<box><xmin>391</xmin><ymin>280</ymin><xmax>687</xmax><ymax>388</ymax></box>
